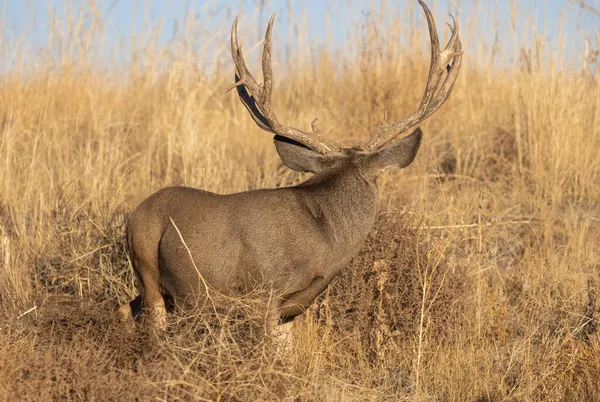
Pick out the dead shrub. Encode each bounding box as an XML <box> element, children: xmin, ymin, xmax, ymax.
<box><xmin>313</xmin><ymin>211</ymin><xmax>469</xmax><ymax>361</ymax></box>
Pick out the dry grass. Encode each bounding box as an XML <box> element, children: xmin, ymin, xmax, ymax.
<box><xmin>1</xmin><ymin>1</ymin><xmax>599</xmax><ymax>400</ymax></box>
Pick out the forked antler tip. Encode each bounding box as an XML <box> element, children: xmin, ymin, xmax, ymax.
<box><xmin>447</xmin><ymin>15</ymin><xmax>457</xmax><ymax>32</ymax></box>
<box><xmin>226</xmin><ymin>12</ymin><xmax>337</xmax><ymax>155</ymax></box>
<box><xmin>362</xmin><ymin>0</ymin><xmax>463</xmax><ymax>151</ymax></box>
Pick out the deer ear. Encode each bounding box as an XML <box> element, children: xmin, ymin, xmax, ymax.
<box><xmin>273</xmin><ymin>135</ymin><xmax>336</xmax><ymax>173</ymax></box>
<box><xmin>364</xmin><ymin>128</ymin><xmax>422</xmax><ymax>173</ymax></box>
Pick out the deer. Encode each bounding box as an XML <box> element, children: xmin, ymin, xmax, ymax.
<box><xmin>117</xmin><ymin>0</ymin><xmax>462</xmax><ymax>340</ymax></box>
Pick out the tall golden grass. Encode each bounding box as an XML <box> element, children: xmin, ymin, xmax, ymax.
<box><xmin>1</xmin><ymin>1</ymin><xmax>599</xmax><ymax>400</ymax></box>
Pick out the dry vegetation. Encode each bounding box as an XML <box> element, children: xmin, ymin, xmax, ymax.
<box><xmin>1</xmin><ymin>1</ymin><xmax>599</xmax><ymax>400</ymax></box>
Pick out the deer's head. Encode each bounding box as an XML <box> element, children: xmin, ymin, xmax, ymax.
<box><xmin>225</xmin><ymin>0</ymin><xmax>462</xmax><ymax>181</ymax></box>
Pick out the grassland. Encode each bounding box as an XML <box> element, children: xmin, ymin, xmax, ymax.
<box><xmin>0</xmin><ymin>1</ymin><xmax>599</xmax><ymax>400</ymax></box>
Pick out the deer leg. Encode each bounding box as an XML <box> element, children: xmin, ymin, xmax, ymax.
<box><xmin>276</xmin><ymin>319</ymin><xmax>295</xmax><ymax>349</ymax></box>
<box><xmin>266</xmin><ymin>300</ymin><xmax>282</xmax><ymax>337</ymax></box>
<box><xmin>267</xmin><ymin>277</ymin><xmax>329</xmax><ymax>352</ymax></box>
<box><xmin>266</xmin><ymin>301</ymin><xmax>296</xmax><ymax>354</ymax></box>
<box><xmin>130</xmin><ymin>239</ymin><xmax>167</xmax><ymax>331</ymax></box>
<box><xmin>278</xmin><ymin>276</ymin><xmax>329</xmax><ymax>320</ymax></box>
<box><xmin>117</xmin><ymin>295</ymin><xmax>143</xmax><ymax>323</ymax></box>
<box><xmin>117</xmin><ymin>302</ymin><xmax>133</xmax><ymax>322</ymax></box>
<box><xmin>141</xmin><ymin>273</ymin><xmax>167</xmax><ymax>331</ymax></box>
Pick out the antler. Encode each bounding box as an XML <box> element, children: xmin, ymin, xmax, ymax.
<box><xmin>361</xmin><ymin>0</ymin><xmax>463</xmax><ymax>152</ymax></box>
<box><xmin>225</xmin><ymin>15</ymin><xmax>339</xmax><ymax>155</ymax></box>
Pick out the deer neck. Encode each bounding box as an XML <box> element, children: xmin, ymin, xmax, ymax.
<box><xmin>297</xmin><ymin>168</ymin><xmax>379</xmax><ymax>246</ymax></box>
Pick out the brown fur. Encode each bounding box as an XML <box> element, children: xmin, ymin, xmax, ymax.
<box><xmin>119</xmin><ymin>132</ymin><xmax>422</xmax><ymax>330</ymax></box>
<box><xmin>119</xmin><ymin>0</ymin><xmax>462</xmax><ymax>331</ymax></box>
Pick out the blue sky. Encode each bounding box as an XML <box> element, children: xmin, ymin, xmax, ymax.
<box><xmin>2</xmin><ymin>1</ymin><xmax>598</xmax><ymax>71</ymax></box>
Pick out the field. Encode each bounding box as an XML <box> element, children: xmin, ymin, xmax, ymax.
<box><xmin>1</xmin><ymin>1</ymin><xmax>600</xmax><ymax>400</ymax></box>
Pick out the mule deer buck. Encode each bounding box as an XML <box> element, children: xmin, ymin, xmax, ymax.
<box><xmin>118</xmin><ymin>0</ymin><xmax>462</xmax><ymax>337</ymax></box>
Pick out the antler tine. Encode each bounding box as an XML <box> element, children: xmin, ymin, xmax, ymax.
<box><xmin>415</xmin><ymin>6</ymin><xmax>462</xmax><ymax>117</ymax></box>
<box><xmin>417</xmin><ymin>0</ymin><xmax>441</xmax><ymax>112</ymax></box>
<box><xmin>262</xmin><ymin>14</ymin><xmax>275</xmax><ymax>107</ymax></box>
<box><xmin>363</xmin><ymin>0</ymin><xmax>463</xmax><ymax>152</ymax></box>
<box><xmin>226</xmin><ymin>17</ymin><xmax>261</xmax><ymax>97</ymax></box>
<box><xmin>225</xmin><ymin>15</ymin><xmax>338</xmax><ymax>155</ymax></box>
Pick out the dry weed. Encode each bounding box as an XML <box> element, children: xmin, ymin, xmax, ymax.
<box><xmin>0</xmin><ymin>0</ymin><xmax>599</xmax><ymax>400</ymax></box>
